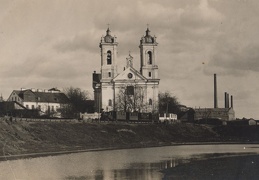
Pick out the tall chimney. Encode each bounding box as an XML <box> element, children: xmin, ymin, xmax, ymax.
<box><xmin>227</xmin><ymin>93</ymin><xmax>230</xmax><ymax>108</ymax></box>
<box><xmin>214</xmin><ymin>74</ymin><xmax>218</xmax><ymax>108</ymax></box>
<box><xmin>231</xmin><ymin>95</ymin><xmax>233</xmax><ymax>108</ymax></box>
<box><xmin>224</xmin><ymin>92</ymin><xmax>228</xmax><ymax>108</ymax></box>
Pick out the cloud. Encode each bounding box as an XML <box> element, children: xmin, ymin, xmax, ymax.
<box><xmin>54</xmin><ymin>31</ymin><xmax>101</xmax><ymax>54</ymax></box>
<box><xmin>206</xmin><ymin>42</ymin><xmax>259</xmax><ymax>76</ymax></box>
<box><xmin>0</xmin><ymin>0</ymin><xmax>258</xmax><ymax>118</ymax></box>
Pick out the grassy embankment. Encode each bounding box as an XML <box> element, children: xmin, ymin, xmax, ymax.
<box><xmin>0</xmin><ymin>119</ymin><xmax>259</xmax><ymax>159</ymax></box>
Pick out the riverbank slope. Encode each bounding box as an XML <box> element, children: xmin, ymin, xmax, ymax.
<box><xmin>0</xmin><ymin>120</ymin><xmax>258</xmax><ymax>158</ymax></box>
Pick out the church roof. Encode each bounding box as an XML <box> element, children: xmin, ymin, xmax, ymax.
<box><xmin>113</xmin><ymin>66</ymin><xmax>147</xmax><ymax>83</ymax></box>
<box><xmin>104</xmin><ymin>28</ymin><xmax>114</xmax><ymax>43</ymax></box>
<box><xmin>141</xmin><ymin>28</ymin><xmax>157</xmax><ymax>44</ymax></box>
<box><xmin>11</xmin><ymin>89</ymin><xmax>69</xmax><ymax>103</ymax></box>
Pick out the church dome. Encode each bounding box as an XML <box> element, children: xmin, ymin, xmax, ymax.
<box><xmin>141</xmin><ymin>28</ymin><xmax>156</xmax><ymax>44</ymax></box>
<box><xmin>144</xmin><ymin>28</ymin><xmax>153</xmax><ymax>43</ymax></box>
<box><xmin>104</xmin><ymin>28</ymin><xmax>114</xmax><ymax>43</ymax></box>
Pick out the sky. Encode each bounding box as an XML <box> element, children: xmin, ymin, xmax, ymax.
<box><xmin>0</xmin><ymin>0</ymin><xmax>259</xmax><ymax>119</ymax></box>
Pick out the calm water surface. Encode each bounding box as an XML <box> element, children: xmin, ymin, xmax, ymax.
<box><xmin>1</xmin><ymin>144</ymin><xmax>259</xmax><ymax>180</ymax></box>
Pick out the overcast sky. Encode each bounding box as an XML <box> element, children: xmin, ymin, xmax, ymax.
<box><xmin>0</xmin><ymin>0</ymin><xmax>258</xmax><ymax>119</ymax></box>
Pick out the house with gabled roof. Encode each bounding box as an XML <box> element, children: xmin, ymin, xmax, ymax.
<box><xmin>7</xmin><ymin>88</ymin><xmax>69</xmax><ymax>117</ymax></box>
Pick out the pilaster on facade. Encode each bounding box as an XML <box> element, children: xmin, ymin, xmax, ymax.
<box><xmin>139</xmin><ymin>28</ymin><xmax>159</xmax><ymax>80</ymax></box>
<box><xmin>100</xmin><ymin>28</ymin><xmax>118</xmax><ymax>81</ymax></box>
<box><xmin>93</xmin><ymin>27</ymin><xmax>160</xmax><ymax>113</ymax></box>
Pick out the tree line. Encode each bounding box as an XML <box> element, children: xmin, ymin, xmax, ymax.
<box><xmin>61</xmin><ymin>87</ymin><xmax>182</xmax><ymax>118</ymax></box>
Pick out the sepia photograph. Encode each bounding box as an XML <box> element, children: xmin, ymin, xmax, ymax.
<box><xmin>0</xmin><ymin>0</ymin><xmax>259</xmax><ymax>179</ymax></box>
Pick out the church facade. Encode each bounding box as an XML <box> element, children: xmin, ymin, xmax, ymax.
<box><xmin>92</xmin><ymin>28</ymin><xmax>160</xmax><ymax>113</ymax></box>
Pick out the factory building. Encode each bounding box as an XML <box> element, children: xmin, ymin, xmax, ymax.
<box><xmin>194</xmin><ymin>74</ymin><xmax>235</xmax><ymax>121</ymax></box>
<box><xmin>194</xmin><ymin>108</ymin><xmax>235</xmax><ymax>121</ymax></box>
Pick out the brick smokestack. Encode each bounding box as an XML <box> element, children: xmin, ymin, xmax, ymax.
<box><xmin>214</xmin><ymin>74</ymin><xmax>218</xmax><ymax>108</ymax></box>
<box><xmin>224</xmin><ymin>93</ymin><xmax>230</xmax><ymax>108</ymax></box>
<box><xmin>227</xmin><ymin>93</ymin><xmax>229</xmax><ymax>108</ymax></box>
<box><xmin>225</xmin><ymin>92</ymin><xmax>228</xmax><ymax>108</ymax></box>
<box><xmin>231</xmin><ymin>95</ymin><xmax>233</xmax><ymax>108</ymax></box>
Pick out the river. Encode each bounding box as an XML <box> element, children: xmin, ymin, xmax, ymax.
<box><xmin>0</xmin><ymin>144</ymin><xmax>259</xmax><ymax>180</ymax></box>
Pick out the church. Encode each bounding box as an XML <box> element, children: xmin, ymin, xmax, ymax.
<box><xmin>92</xmin><ymin>27</ymin><xmax>160</xmax><ymax>113</ymax></box>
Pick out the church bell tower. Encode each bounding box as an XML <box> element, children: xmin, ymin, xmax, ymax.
<box><xmin>99</xmin><ymin>28</ymin><xmax>118</xmax><ymax>112</ymax></box>
<box><xmin>99</xmin><ymin>28</ymin><xmax>118</xmax><ymax>82</ymax></box>
<box><xmin>139</xmin><ymin>28</ymin><xmax>158</xmax><ymax>79</ymax></box>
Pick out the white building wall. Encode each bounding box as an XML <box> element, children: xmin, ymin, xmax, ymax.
<box><xmin>140</xmin><ymin>45</ymin><xmax>158</xmax><ymax>79</ymax></box>
<box><xmin>23</xmin><ymin>102</ymin><xmax>61</xmax><ymax>112</ymax></box>
<box><xmin>97</xmin><ymin>28</ymin><xmax>160</xmax><ymax>114</ymax></box>
<box><xmin>7</xmin><ymin>93</ymin><xmax>23</xmax><ymax>104</ymax></box>
<box><xmin>145</xmin><ymin>83</ymin><xmax>159</xmax><ymax>112</ymax></box>
<box><xmin>101</xmin><ymin>83</ymin><xmax>114</xmax><ymax>112</ymax></box>
<box><xmin>112</xmin><ymin>82</ymin><xmax>158</xmax><ymax>113</ymax></box>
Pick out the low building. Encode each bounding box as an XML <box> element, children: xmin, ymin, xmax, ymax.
<box><xmin>194</xmin><ymin>107</ymin><xmax>235</xmax><ymax>121</ymax></box>
<box><xmin>7</xmin><ymin>88</ymin><xmax>69</xmax><ymax>117</ymax></box>
<box><xmin>177</xmin><ymin>108</ymin><xmax>195</xmax><ymax>122</ymax></box>
<box><xmin>159</xmin><ymin>113</ymin><xmax>177</xmax><ymax>123</ymax></box>
<box><xmin>0</xmin><ymin>101</ymin><xmax>40</xmax><ymax>117</ymax></box>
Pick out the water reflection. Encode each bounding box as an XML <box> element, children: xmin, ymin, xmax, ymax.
<box><xmin>160</xmin><ymin>158</ymin><xmax>179</xmax><ymax>169</ymax></box>
<box><xmin>64</xmin><ymin>161</ymin><xmax>174</xmax><ymax>180</ymax></box>
<box><xmin>0</xmin><ymin>144</ymin><xmax>259</xmax><ymax>180</ymax></box>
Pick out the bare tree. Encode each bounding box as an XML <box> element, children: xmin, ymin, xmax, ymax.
<box><xmin>115</xmin><ymin>85</ymin><xmax>146</xmax><ymax>112</ymax></box>
<box><xmin>59</xmin><ymin>87</ymin><xmax>92</xmax><ymax>118</ymax></box>
<box><xmin>159</xmin><ymin>91</ymin><xmax>181</xmax><ymax>114</ymax></box>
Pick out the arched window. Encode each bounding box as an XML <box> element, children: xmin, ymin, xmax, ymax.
<box><xmin>107</xmin><ymin>51</ymin><xmax>112</xmax><ymax>65</ymax></box>
<box><xmin>149</xmin><ymin>99</ymin><xmax>152</xmax><ymax>105</ymax></box>
<box><xmin>108</xmin><ymin>99</ymin><xmax>112</xmax><ymax>106</ymax></box>
<box><xmin>147</xmin><ymin>51</ymin><xmax>152</xmax><ymax>64</ymax></box>
<box><xmin>126</xmin><ymin>86</ymin><xmax>134</xmax><ymax>95</ymax></box>
<box><xmin>148</xmin><ymin>72</ymin><xmax>152</xmax><ymax>77</ymax></box>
